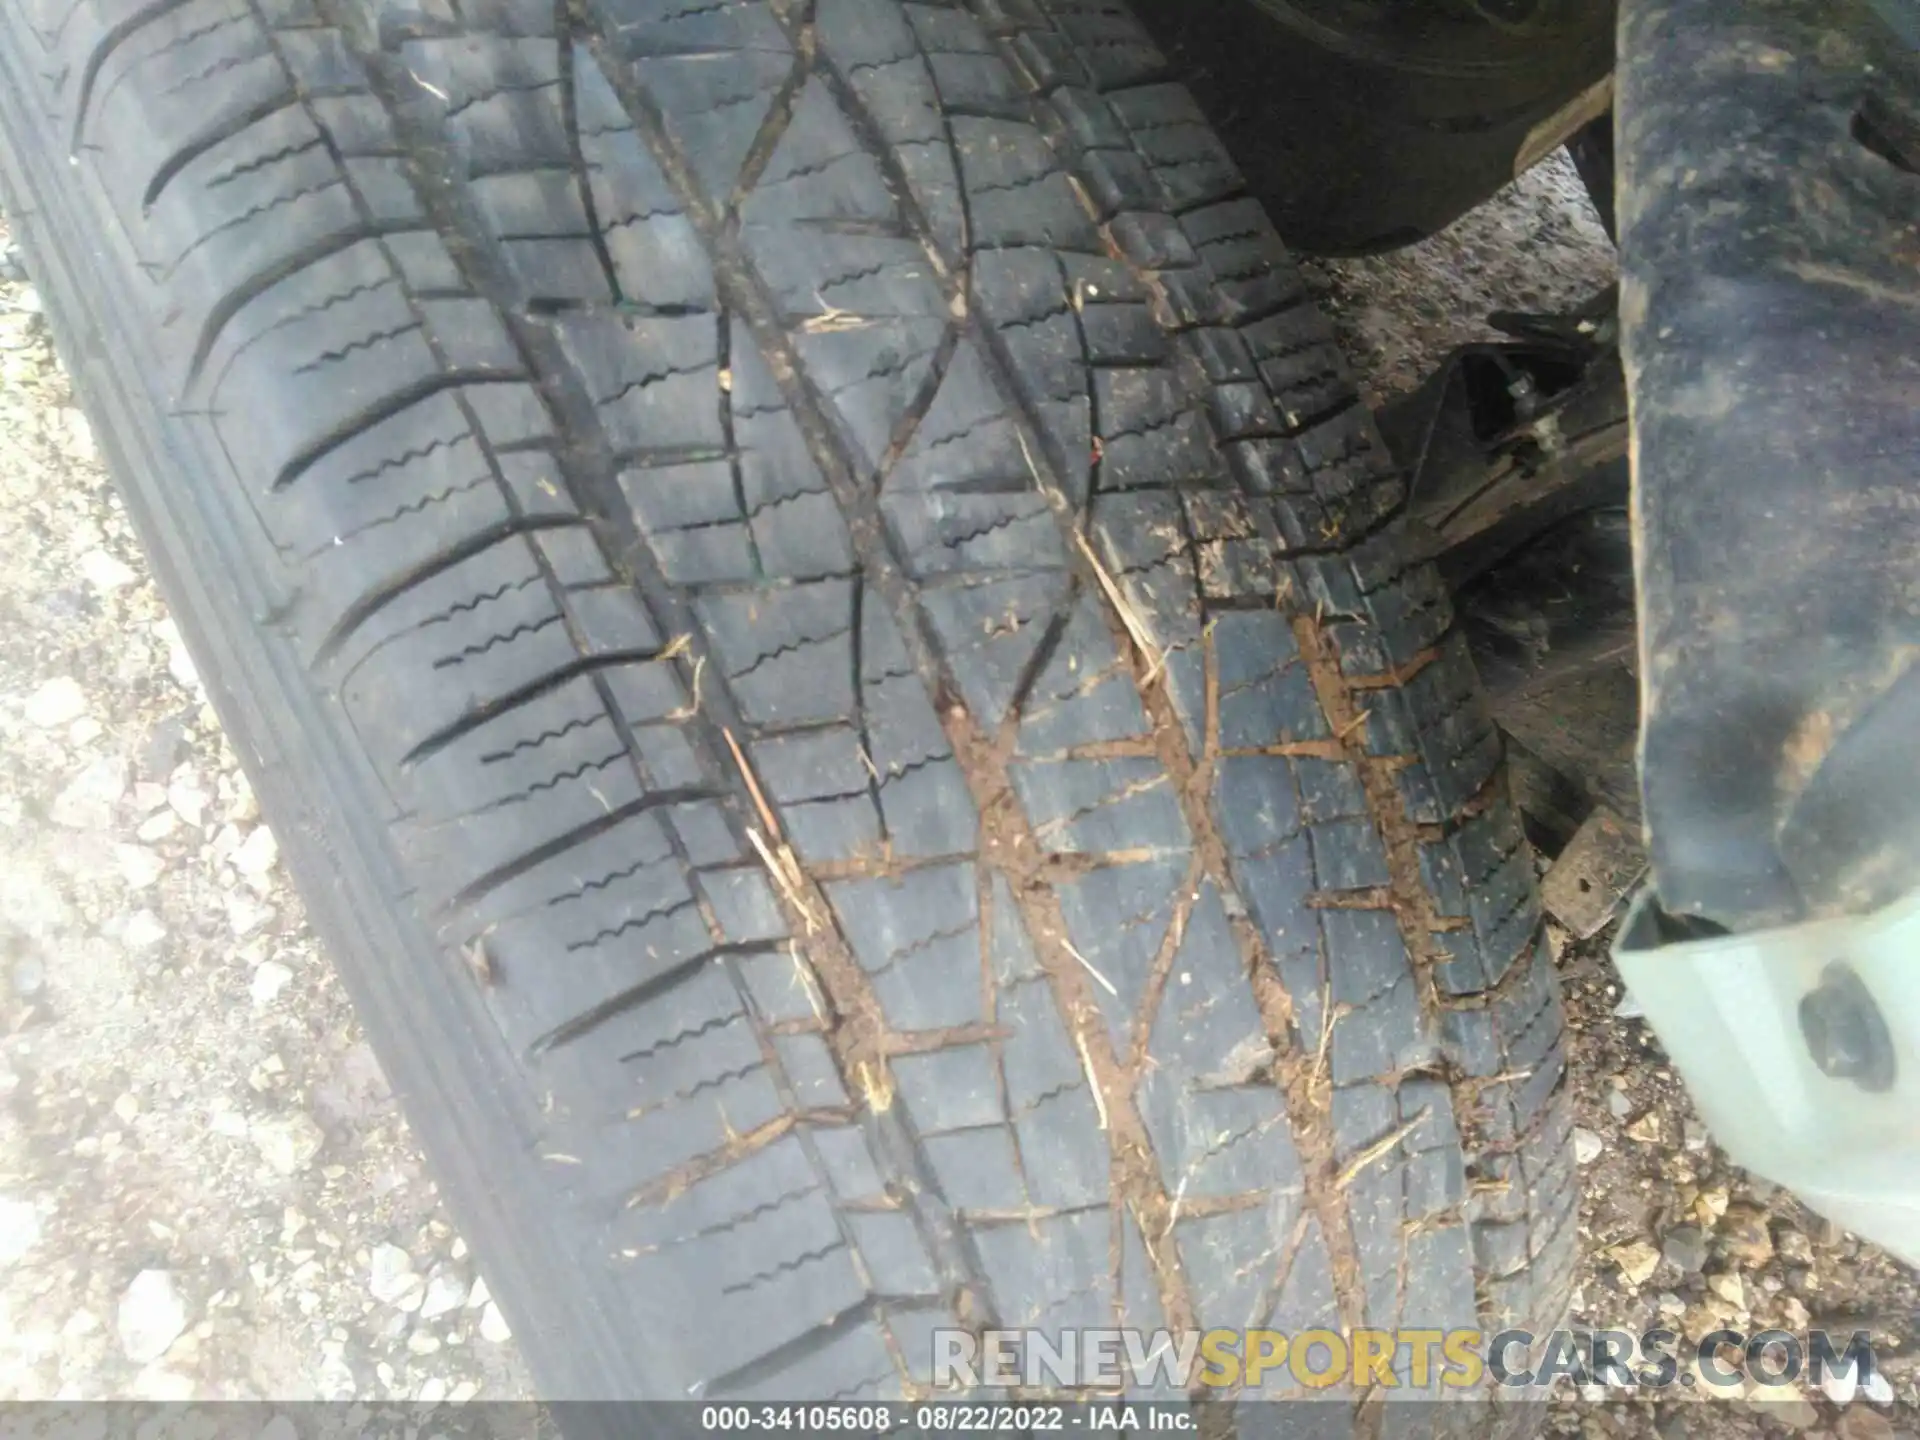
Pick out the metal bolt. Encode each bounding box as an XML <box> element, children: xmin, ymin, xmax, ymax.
<box><xmin>1799</xmin><ymin>964</ymin><xmax>1897</xmax><ymax>1094</ymax></box>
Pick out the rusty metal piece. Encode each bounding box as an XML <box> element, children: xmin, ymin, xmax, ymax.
<box><xmin>1542</xmin><ymin>804</ymin><xmax>1649</xmax><ymax>939</ymax></box>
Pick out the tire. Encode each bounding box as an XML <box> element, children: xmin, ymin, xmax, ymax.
<box><xmin>0</xmin><ymin>0</ymin><xmax>1576</xmax><ymax>1408</ymax></box>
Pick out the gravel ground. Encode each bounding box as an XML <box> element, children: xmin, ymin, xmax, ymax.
<box><xmin>0</xmin><ymin>154</ymin><xmax>1914</xmax><ymax>1430</ymax></box>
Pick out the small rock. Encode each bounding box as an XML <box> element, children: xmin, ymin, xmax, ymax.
<box><xmin>139</xmin><ymin>715</ymin><xmax>191</xmax><ymax>782</ymax></box>
<box><xmin>69</xmin><ymin>716</ymin><xmax>103</xmax><ymax>745</ymax></box>
<box><xmin>1607</xmin><ymin>1089</ymin><xmax>1633</xmax><ymax>1121</ymax></box>
<box><xmin>1662</xmin><ymin>1224</ymin><xmax>1711</xmax><ymax>1274</ymax></box>
<box><xmin>466</xmin><ymin>1276</ymin><xmax>490</xmax><ymax>1309</ymax></box>
<box><xmin>123</xmin><ymin>910</ymin><xmax>166</xmax><ymax>950</ymax></box>
<box><xmin>369</xmin><ymin>1244</ymin><xmax>421</xmax><ymax>1308</ymax></box>
<box><xmin>417</xmin><ymin>1377</ymin><xmax>449</xmax><ymax>1405</ymax></box>
<box><xmin>448</xmin><ymin>1380</ymin><xmax>480</xmax><ymax>1403</ymax></box>
<box><xmin>1778</xmin><ymin>1228</ymin><xmax>1815</xmax><ymax>1265</ymax></box>
<box><xmin>1708</xmin><ymin>1272</ymin><xmax>1745</xmax><ymax>1308</ymax></box>
<box><xmin>136</xmin><ymin>810</ymin><xmax>179</xmax><ymax>843</ymax></box>
<box><xmin>232</xmin><ymin>825</ymin><xmax>278</xmax><ymax>877</ymax></box>
<box><xmin>226</xmin><ymin>894</ymin><xmax>274</xmax><ymax>936</ymax></box>
<box><xmin>131</xmin><ymin>781</ymin><xmax>168</xmax><ymax>814</ymax></box>
<box><xmin>0</xmin><ymin>1196</ymin><xmax>42</xmax><ymax>1267</ymax></box>
<box><xmin>1613</xmin><ymin>989</ymin><xmax>1648</xmax><ymax>1020</ymax></box>
<box><xmin>1837</xmin><ymin>1408</ymin><xmax>1897</xmax><ymax>1440</ymax></box>
<box><xmin>1626</xmin><ymin>1111</ymin><xmax>1662</xmax><ymax>1144</ymax></box>
<box><xmin>1695</xmin><ymin>1185</ymin><xmax>1731</xmax><ymax>1225</ymax></box>
<box><xmin>407</xmin><ymin>1329</ymin><xmax>443</xmax><ymax>1356</ymax></box>
<box><xmin>1656</xmin><ymin>1291</ymin><xmax>1685</xmax><ymax>1315</ymax></box>
<box><xmin>10</xmin><ymin>955</ymin><xmax>45</xmax><ymax>999</ymax></box>
<box><xmin>258</xmin><ymin>1417</ymin><xmax>299</xmax><ymax>1440</ymax></box>
<box><xmin>118</xmin><ymin>1269</ymin><xmax>189</xmax><ymax>1364</ymax></box>
<box><xmin>249</xmin><ymin>961</ymin><xmax>293</xmax><ymax>1008</ymax></box>
<box><xmin>1751</xmin><ymin>1396</ymin><xmax>1821</xmax><ymax>1431</ymax></box>
<box><xmin>23</xmin><ymin>677</ymin><xmax>87</xmax><ymax>728</ymax></box>
<box><xmin>115</xmin><ymin>844</ymin><xmax>166</xmax><ymax>890</ymax></box>
<box><xmin>166</xmin><ymin>772</ymin><xmax>209</xmax><ymax>827</ymax></box>
<box><xmin>479</xmin><ymin>1301</ymin><xmax>512</xmax><ymax>1343</ymax></box>
<box><xmin>250</xmin><ymin>1112</ymin><xmax>324</xmax><ymax>1175</ymax></box>
<box><xmin>420</xmin><ymin>1268</ymin><xmax>468</xmax><ymax>1321</ymax></box>
<box><xmin>1573</xmin><ymin>1127</ymin><xmax>1605</xmax><ymax>1165</ymax></box>
<box><xmin>1720</xmin><ymin>1203</ymin><xmax>1776</xmax><ymax>1266</ymax></box>
<box><xmin>225</xmin><ymin>773</ymin><xmax>259</xmax><ymax>824</ymax></box>
<box><xmin>1683</xmin><ymin>1119</ymin><xmax>1710</xmax><ymax>1152</ymax></box>
<box><xmin>1610</xmin><ymin>1240</ymin><xmax>1661</xmax><ymax>1289</ymax></box>
<box><xmin>51</xmin><ymin>756</ymin><xmax>128</xmax><ymax>830</ymax></box>
<box><xmin>79</xmin><ymin>549</ymin><xmax>137</xmax><ymax>591</ymax></box>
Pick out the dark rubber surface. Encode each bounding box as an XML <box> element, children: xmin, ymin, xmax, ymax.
<box><xmin>0</xmin><ymin>0</ymin><xmax>1575</xmax><ymax>1412</ymax></box>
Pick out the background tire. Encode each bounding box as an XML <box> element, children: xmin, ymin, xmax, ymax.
<box><xmin>0</xmin><ymin>0</ymin><xmax>1576</xmax><ymax>1408</ymax></box>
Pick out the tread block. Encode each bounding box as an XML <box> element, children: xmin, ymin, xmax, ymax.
<box><xmin>816</xmin><ymin>1</ymin><xmax>965</xmax><ymax>263</ymax></box>
<box><xmin>575</xmin><ymin>47</ymin><xmax>717</xmax><ymax>307</ymax></box>
<box><xmin>696</xmin><ymin>579</ymin><xmax>857</xmax><ymax>730</ymax></box>
<box><xmin>893</xmin><ymin>1044</ymin><xmax>1002</xmax><ymax>1135</ymax></box>
<box><xmin>750</xmin><ymin>726</ymin><xmax>882</xmax><ymax>862</ymax></box>
<box><xmin>1324</xmin><ymin>908</ymin><xmax>1434</xmax><ymax>1087</ymax></box>
<box><xmin>1054</xmin><ymin>857</ymin><xmax>1183</xmax><ymax>1048</ymax></box>
<box><xmin>951</xmin><ymin>114</ymin><xmax>1100</xmax><ymax>251</ymax></box>
<box><xmin>830</xmin><ymin>863</ymin><xmax>984</xmax><ymax>1030</ymax></box>
<box><xmin>1014</xmin><ymin>590</ymin><xmax>1148</xmax><ymax>756</ymax></box>
<box><xmin>719</xmin><ymin>1313</ymin><xmax>906</xmax><ymax>1402</ymax></box>
<box><xmin>1094</xmin><ymin>366</ymin><xmax>1220</xmax><ymax>490</ymax></box>
<box><xmin>728</xmin><ymin>319</ymin><xmax>858</xmax><ymax>581</ymax></box>
<box><xmin>90</xmin><ymin>0</ymin><xmax>289</xmax><ymax>212</ymax></box>
<box><xmin>920</xmin><ymin>571</ymin><xmax>1070</xmax><ymax>732</ymax></box>
<box><xmin>920</xmin><ymin>1126</ymin><xmax>1026</xmax><ymax>1211</ymax></box>
<box><xmin>972</xmin><ymin>1209</ymin><xmax>1113</xmax><ymax>1329</ymax></box>
<box><xmin>858</xmin><ymin>604</ymin><xmax>978</xmax><ymax>856</ymax></box>
<box><xmin>555</xmin><ymin>310</ymin><xmax>725</xmax><ymax>457</ymax></box>
<box><xmin>1170</xmin><ymin>1206</ymin><xmax>1289</xmax><ymax>1338</ymax></box>
<box><xmin>1012</xmin><ymin>756</ymin><xmax>1189</xmax><ymax>855</ymax></box>
<box><xmin>1212</xmin><ymin>611</ymin><xmax>1329</xmax><ymax>749</ymax></box>
<box><xmin>741</xmin><ymin>76</ymin><xmax>897</xmax><ymax>228</ymax></box>
<box><xmin>1137</xmin><ymin>883</ymin><xmax>1302</xmax><ymax>1197</ymax></box>
<box><xmin>970</xmin><ymin>247</ymin><xmax>1093</xmax><ymax>494</ymax></box>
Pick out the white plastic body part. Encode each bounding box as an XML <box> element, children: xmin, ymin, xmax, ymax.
<box><xmin>1613</xmin><ymin>886</ymin><xmax>1920</xmax><ymax>1266</ymax></box>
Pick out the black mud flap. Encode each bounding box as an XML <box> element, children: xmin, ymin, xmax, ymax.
<box><xmin>1618</xmin><ymin>0</ymin><xmax>1920</xmax><ymax>930</ymax></box>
